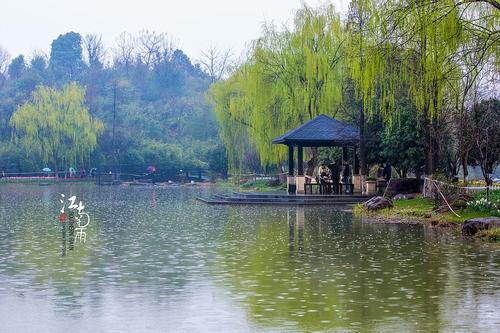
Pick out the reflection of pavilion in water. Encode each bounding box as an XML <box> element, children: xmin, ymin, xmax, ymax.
<box><xmin>288</xmin><ymin>207</ymin><xmax>305</xmax><ymax>254</ymax></box>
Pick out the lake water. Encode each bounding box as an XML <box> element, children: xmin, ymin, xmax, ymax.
<box><xmin>0</xmin><ymin>184</ymin><xmax>499</xmax><ymax>332</ymax></box>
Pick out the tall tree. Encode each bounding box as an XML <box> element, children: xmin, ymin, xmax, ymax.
<box><xmin>10</xmin><ymin>82</ymin><xmax>103</xmax><ymax>173</ymax></box>
<box><xmin>469</xmin><ymin>99</ymin><xmax>500</xmax><ymax>184</ymax></box>
<box><xmin>83</xmin><ymin>34</ymin><xmax>107</xmax><ymax>114</ymax></box>
<box><xmin>0</xmin><ymin>46</ymin><xmax>10</xmax><ymax>82</ymax></box>
<box><xmin>378</xmin><ymin>0</ymin><xmax>498</xmax><ymax>176</ymax></box>
<box><xmin>83</xmin><ymin>34</ymin><xmax>106</xmax><ymax>69</ymax></box>
<box><xmin>49</xmin><ymin>32</ymin><xmax>85</xmax><ymax>82</ymax></box>
<box><xmin>345</xmin><ymin>0</ymin><xmax>380</xmax><ymax>185</ymax></box>
<box><xmin>137</xmin><ymin>30</ymin><xmax>173</xmax><ymax>68</ymax></box>
<box><xmin>30</xmin><ymin>52</ymin><xmax>48</xmax><ymax>73</ymax></box>
<box><xmin>7</xmin><ymin>55</ymin><xmax>26</xmax><ymax>79</ymax></box>
<box><xmin>113</xmin><ymin>32</ymin><xmax>137</xmax><ymax>71</ymax></box>
<box><xmin>378</xmin><ymin>0</ymin><xmax>464</xmax><ymax>175</ymax></box>
<box><xmin>211</xmin><ymin>4</ymin><xmax>345</xmax><ymax>169</ymax></box>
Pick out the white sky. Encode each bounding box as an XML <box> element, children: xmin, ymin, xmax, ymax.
<box><xmin>0</xmin><ymin>0</ymin><xmax>349</xmax><ymax>63</ymax></box>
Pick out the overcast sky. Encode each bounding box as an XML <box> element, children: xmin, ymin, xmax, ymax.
<box><xmin>0</xmin><ymin>0</ymin><xmax>349</xmax><ymax>63</ymax></box>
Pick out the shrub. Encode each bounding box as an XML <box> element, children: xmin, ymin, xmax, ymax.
<box><xmin>467</xmin><ymin>192</ymin><xmax>500</xmax><ymax>217</ymax></box>
<box><xmin>240</xmin><ymin>181</ymin><xmax>254</xmax><ymax>188</ymax></box>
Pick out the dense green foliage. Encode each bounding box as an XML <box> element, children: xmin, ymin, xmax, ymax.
<box><xmin>10</xmin><ymin>83</ymin><xmax>103</xmax><ymax>172</ymax></box>
<box><xmin>210</xmin><ymin>5</ymin><xmax>345</xmax><ymax>169</ymax></box>
<box><xmin>210</xmin><ymin>1</ymin><xmax>499</xmax><ymax>181</ymax></box>
<box><xmin>0</xmin><ymin>31</ymin><xmax>227</xmax><ymax>176</ymax></box>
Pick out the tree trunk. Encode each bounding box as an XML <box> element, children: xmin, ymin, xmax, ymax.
<box><xmin>423</xmin><ymin>112</ymin><xmax>435</xmax><ymax>177</ymax></box>
<box><xmin>359</xmin><ymin>102</ymin><xmax>366</xmax><ymax>176</ymax></box>
<box><xmin>278</xmin><ymin>165</ymin><xmax>286</xmax><ymax>184</ymax></box>
<box><xmin>461</xmin><ymin>150</ymin><xmax>469</xmax><ymax>182</ymax></box>
<box><xmin>305</xmin><ymin>147</ymin><xmax>319</xmax><ymax>177</ymax></box>
<box><xmin>53</xmin><ymin>156</ymin><xmax>59</xmax><ymax>179</ymax></box>
<box><xmin>401</xmin><ymin>169</ymin><xmax>408</xmax><ymax>178</ymax></box>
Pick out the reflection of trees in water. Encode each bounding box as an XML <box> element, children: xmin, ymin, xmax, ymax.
<box><xmin>1</xmin><ymin>185</ymin><xmax>498</xmax><ymax>329</ymax></box>
<box><xmin>0</xmin><ymin>185</ymin><xmax>229</xmax><ymax>312</ymax></box>
<box><xmin>215</xmin><ymin>207</ymin><xmax>498</xmax><ymax>332</ymax></box>
<box><xmin>3</xmin><ymin>199</ymin><xmax>98</xmax><ymax>311</ymax></box>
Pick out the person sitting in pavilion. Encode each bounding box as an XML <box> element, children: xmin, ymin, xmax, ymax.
<box><xmin>318</xmin><ymin>164</ymin><xmax>331</xmax><ymax>184</ymax></box>
<box><xmin>317</xmin><ymin>163</ymin><xmax>333</xmax><ymax>194</ymax></box>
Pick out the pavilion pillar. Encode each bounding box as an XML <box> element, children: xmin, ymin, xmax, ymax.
<box><xmin>296</xmin><ymin>145</ymin><xmax>305</xmax><ymax>194</ymax></box>
<box><xmin>288</xmin><ymin>145</ymin><xmax>294</xmax><ymax>176</ymax></box>
<box><xmin>297</xmin><ymin>146</ymin><xmax>304</xmax><ymax>176</ymax></box>
<box><xmin>342</xmin><ymin>146</ymin><xmax>348</xmax><ymax>163</ymax></box>
<box><xmin>354</xmin><ymin>147</ymin><xmax>359</xmax><ymax>174</ymax></box>
<box><xmin>287</xmin><ymin>145</ymin><xmax>296</xmax><ymax>194</ymax></box>
<box><xmin>352</xmin><ymin>146</ymin><xmax>361</xmax><ymax>193</ymax></box>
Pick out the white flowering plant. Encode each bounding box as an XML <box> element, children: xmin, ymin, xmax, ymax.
<box><xmin>467</xmin><ymin>190</ymin><xmax>500</xmax><ymax>217</ymax></box>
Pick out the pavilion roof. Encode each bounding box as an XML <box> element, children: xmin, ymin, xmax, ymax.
<box><xmin>272</xmin><ymin>114</ymin><xmax>360</xmax><ymax>147</ymax></box>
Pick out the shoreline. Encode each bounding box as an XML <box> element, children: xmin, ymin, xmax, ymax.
<box><xmin>353</xmin><ymin>201</ymin><xmax>500</xmax><ymax>243</ymax></box>
<box><xmin>354</xmin><ymin>210</ymin><xmax>459</xmax><ymax>228</ymax></box>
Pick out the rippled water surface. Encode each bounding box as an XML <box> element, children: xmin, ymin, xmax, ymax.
<box><xmin>0</xmin><ymin>184</ymin><xmax>499</xmax><ymax>332</ymax></box>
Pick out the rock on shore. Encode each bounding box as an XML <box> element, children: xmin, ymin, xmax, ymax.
<box><xmin>363</xmin><ymin>196</ymin><xmax>393</xmax><ymax>211</ymax></box>
<box><xmin>462</xmin><ymin>217</ymin><xmax>500</xmax><ymax>236</ymax></box>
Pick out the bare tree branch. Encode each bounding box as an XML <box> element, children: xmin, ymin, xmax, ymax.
<box><xmin>113</xmin><ymin>32</ymin><xmax>137</xmax><ymax>69</ymax></box>
<box><xmin>198</xmin><ymin>46</ymin><xmax>234</xmax><ymax>83</ymax></box>
<box><xmin>0</xmin><ymin>46</ymin><xmax>11</xmax><ymax>78</ymax></box>
<box><xmin>137</xmin><ymin>30</ymin><xmax>173</xmax><ymax>68</ymax></box>
<box><xmin>83</xmin><ymin>34</ymin><xmax>107</xmax><ymax>68</ymax></box>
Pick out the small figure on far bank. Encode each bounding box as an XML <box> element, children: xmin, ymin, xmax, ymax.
<box><xmin>342</xmin><ymin>161</ymin><xmax>351</xmax><ymax>193</ymax></box>
<box><xmin>383</xmin><ymin>162</ymin><xmax>392</xmax><ymax>181</ymax></box>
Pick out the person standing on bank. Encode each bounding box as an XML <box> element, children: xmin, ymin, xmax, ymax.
<box><xmin>342</xmin><ymin>161</ymin><xmax>351</xmax><ymax>194</ymax></box>
<box><xmin>383</xmin><ymin>162</ymin><xmax>392</xmax><ymax>181</ymax></box>
<box><xmin>377</xmin><ymin>163</ymin><xmax>385</xmax><ymax>179</ymax></box>
<box><xmin>328</xmin><ymin>160</ymin><xmax>340</xmax><ymax>194</ymax></box>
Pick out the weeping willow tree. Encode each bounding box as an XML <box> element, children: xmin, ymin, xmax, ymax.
<box><xmin>449</xmin><ymin>1</ymin><xmax>499</xmax><ymax>181</ymax></box>
<box><xmin>211</xmin><ymin>1</ymin><xmax>498</xmax><ymax>176</ymax></box>
<box><xmin>209</xmin><ymin>70</ymin><xmax>254</xmax><ymax>172</ymax></box>
<box><xmin>345</xmin><ymin>0</ymin><xmax>382</xmax><ymax>179</ymax></box>
<box><xmin>210</xmin><ymin>4</ymin><xmax>346</xmax><ymax>172</ymax></box>
<box><xmin>373</xmin><ymin>0</ymin><xmax>465</xmax><ymax>175</ymax></box>
<box><xmin>10</xmin><ymin>82</ymin><xmax>104</xmax><ymax>174</ymax></box>
<box><xmin>377</xmin><ymin>0</ymin><xmax>499</xmax><ymax>175</ymax></box>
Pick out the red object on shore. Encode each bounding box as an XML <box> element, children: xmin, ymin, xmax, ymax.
<box><xmin>59</xmin><ymin>213</ymin><xmax>67</xmax><ymax>223</ymax></box>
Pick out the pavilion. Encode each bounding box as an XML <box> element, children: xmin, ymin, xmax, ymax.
<box><xmin>272</xmin><ymin>114</ymin><xmax>361</xmax><ymax>194</ymax></box>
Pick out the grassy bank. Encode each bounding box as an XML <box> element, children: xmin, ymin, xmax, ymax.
<box><xmin>216</xmin><ymin>179</ymin><xmax>286</xmax><ymax>192</ymax></box>
<box><xmin>354</xmin><ymin>190</ymin><xmax>500</xmax><ymax>242</ymax></box>
<box><xmin>354</xmin><ymin>197</ymin><xmax>493</xmax><ymax>224</ymax></box>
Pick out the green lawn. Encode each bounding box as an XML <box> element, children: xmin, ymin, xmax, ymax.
<box><xmin>216</xmin><ymin>179</ymin><xmax>286</xmax><ymax>192</ymax></box>
<box><xmin>356</xmin><ymin>197</ymin><xmax>495</xmax><ymax>224</ymax></box>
